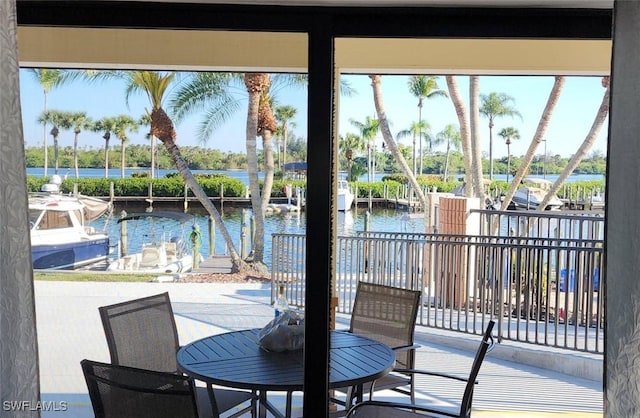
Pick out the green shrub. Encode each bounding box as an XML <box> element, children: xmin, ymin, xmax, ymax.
<box><xmin>27</xmin><ymin>174</ymin><xmax>247</xmax><ymax>198</ymax></box>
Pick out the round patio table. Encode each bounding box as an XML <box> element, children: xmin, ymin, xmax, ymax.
<box><xmin>177</xmin><ymin>329</ymin><xmax>395</xmax><ymax>418</ymax></box>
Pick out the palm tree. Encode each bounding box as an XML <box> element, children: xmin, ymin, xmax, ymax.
<box><xmin>349</xmin><ymin>116</ymin><xmax>380</xmax><ymax>182</ymax></box>
<box><xmin>89</xmin><ymin>70</ymin><xmax>249</xmax><ymax>272</ymax></box>
<box><xmin>171</xmin><ymin>72</ymin><xmax>304</xmax><ymax>268</ymax></box>
<box><xmin>257</xmin><ymin>87</ymin><xmax>278</xmax><ymax>212</ymax></box>
<box><xmin>408</xmin><ymin>75</ymin><xmax>448</xmax><ymax>174</ymax></box>
<box><xmin>28</xmin><ymin>69</ymin><xmax>79</xmax><ymax>177</ymax></box>
<box><xmin>243</xmin><ymin>73</ymin><xmax>272</xmax><ymax>267</ymax></box>
<box><xmin>500</xmin><ymin>76</ymin><xmax>566</xmax><ymax>212</ymax></box>
<box><xmin>436</xmin><ymin>124</ymin><xmax>462</xmax><ymax>181</ymax></box>
<box><xmin>498</xmin><ymin>126</ymin><xmax>520</xmax><ymax>183</ymax></box>
<box><xmin>136</xmin><ymin>71</ymin><xmax>250</xmax><ymax>271</ymax></box>
<box><xmin>469</xmin><ymin>76</ymin><xmax>485</xmax><ymax>200</ymax></box>
<box><xmin>112</xmin><ymin>115</ymin><xmax>139</xmax><ymax>178</ymax></box>
<box><xmin>67</xmin><ymin>112</ymin><xmax>93</xmax><ymax>178</ymax></box>
<box><xmin>37</xmin><ymin>109</ymin><xmax>68</xmax><ymax>175</ymax></box>
<box><xmin>92</xmin><ymin>116</ymin><xmax>117</xmax><ymax>178</ymax></box>
<box><xmin>445</xmin><ymin>76</ymin><xmax>474</xmax><ymax>197</ymax></box>
<box><xmin>339</xmin><ymin>133</ymin><xmax>365</xmax><ymax>181</ymax></box>
<box><xmin>539</xmin><ymin>77</ymin><xmax>610</xmax><ymax>210</ymax></box>
<box><xmin>396</xmin><ymin>120</ymin><xmax>431</xmax><ymax>176</ymax></box>
<box><xmin>480</xmin><ymin>92</ymin><xmax>522</xmax><ymax>180</ymax></box>
<box><xmin>370</xmin><ymin>75</ymin><xmax>429</xmax><ymax>223</ymax></box>
<box><xmin>139</xmin><ymin>113</ymin><xmax>156</xmax><ymax>178</ymax></box>
<box><xmin>275</xmin><ymin>105</ymin><xmax>297</xmax><ymax>170</ymax></box>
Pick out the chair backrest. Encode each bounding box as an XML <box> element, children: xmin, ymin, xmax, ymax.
<box><xmin>459</xmin><ymin>320</ymin><xmax>496</xmax><ymax>418</ymax></box>
<box><xmin>81</xmin><ymin>359</ymin><xmax>199</xmax><ymax>418</ymax></box>
<box><xmin>349</xmin><ymin>282</ymin><xmax>421</xmax><ymax>368</ymax></box>
<box><xmin>99</xmin><ymin>292</ymin><xmax>180</xmax><ymax>373</ymax></box>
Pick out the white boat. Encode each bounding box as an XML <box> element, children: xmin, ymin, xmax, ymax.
<box><xmin>511</xmin><ymin>178</ymin><xmax>564</xmax><ymax>211</ymax></box>
<box><xmin>451</xmin><ymin>179</ymin><xmax>499</xmax><ymax>209</ymax></box>
<box><xmin>337</xmin><ymin>180</ymin><xmax>354</xmax><ymax>211</ymax></box>
<box><xmin>29</xmin><ymin>176</ymin><xmax>112</xmax><ymax>270</ymax></box>
<box><xmin>107</xmin><ymin>211</ymin><xmax>195</xmax><ymax>274</ymax></box>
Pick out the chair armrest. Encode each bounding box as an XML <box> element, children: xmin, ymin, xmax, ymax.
<box><xmin>347</xmin><ymin>400</ymin><xmax>459</xmax><ymax>418</ymax></box>
<box><xmin>392</xmin><ymin>368</ymin><xmax>474</xmax><ymax>384</ymax></box>
<box><xmin>392</xmin><ymin>344</ymin><xmax>420</xmax><ymax>353</ymax></box>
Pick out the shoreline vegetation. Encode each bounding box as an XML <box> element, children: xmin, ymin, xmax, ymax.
<box><xmin>24</xmin><ymin>144</ymin><xmax>605</xmax><ymax>178</ymax></box>
<box><xmin>26</xmin><ymin>173</ymin><xmax>606</xmax><ymax>200</ymax></box>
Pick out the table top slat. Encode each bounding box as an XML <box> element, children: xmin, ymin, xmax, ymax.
<box><xmin>177</xmin><ymin>329</ymin><xmax>395</xmax><ymax>392</ymax></box>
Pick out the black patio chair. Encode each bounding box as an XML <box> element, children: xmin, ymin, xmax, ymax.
<box><xmin>98</xmin><ymin>292</ymin><xmax>255</xmax><ymax>418</ymax></box>
<box><xmin>345</xmin><ymin>320</ymin><xmax>496</xmax><ymax>418</ymax></box>
<box><xmin>81</xmin><ymin>359</ymin><xmax>203</xmax><ymax>418</ymax></box>
<box><xmin>333</xmin><ymin>282</ymin><xmax>422</xmax><ymax>411</ymax></box>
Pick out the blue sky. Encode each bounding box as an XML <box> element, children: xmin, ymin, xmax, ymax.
<box><xmin>19</xmin><ymin>70</ymin><xmax>608</xmax><ymax>159</ymax></box>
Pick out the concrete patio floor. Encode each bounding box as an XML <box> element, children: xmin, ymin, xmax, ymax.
<box><xmin>34</xmin><ymin>281</ymin><xmax>603</xmax><ymax>417</ymax></box>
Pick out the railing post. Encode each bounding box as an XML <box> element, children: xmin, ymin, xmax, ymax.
<box><xmin>184</xmin><ymin>183</ymin><xmax>188</xmax><ymax>212</ymax></box>
<box><xmin>147</xmin><ymin>182</ymin><xmax>153</xmax><ymax>211</ymax></box>
<box><xmin>119</xmin><ymin>210</ymin><xmax>128</xmax><ymax>257</ymax></box>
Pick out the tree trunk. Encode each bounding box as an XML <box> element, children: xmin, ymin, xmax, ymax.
<box><xmin>74</xmin><ymin>132</ymin><xmax>79</xmax><ymax>178</ymax></box>
<box><xmin>104</xmin><ymin>137</ymin><xmax>110</xmax><ymax>178</ymax></box>
<box><xmin>446</xmin><ymin>76</ymin><xmax>473</xmax><ymax>196</ymax></box>
<box><xmin>261</xmin><ymin>129</ymin><xmax>276</xmax><ymax>210</ymax></box>
<box><xmin>120</xmin><ymin>141</ymin><xmax>126</xmax><ymax>178</ymax></box>
<box><xmin>500</xmin><ymin>76</ymin><xmax>566</xmax><ymax>211</ymax></box>
<box><xmin>469</xmin><ymin>76</ymin><xmax>484</xmax><ymax>200</ymax></box>
<box><xmin>412</xmin><ymin>134</ymin><xmax>417</xmax><ymax>176</ymax></box>
<box><xmin>151</xmin><ymin>106</ymin><xmax>251</xmax><ymax>273</ymax></box>
<box><xmin>539</xmin><ymin>84</ymin><xmax>609</xmax><ymax>210</ymax></box>
<box><xmin>418</xmin><ymin>103</ymin><xmax>423</xmax><ymax>174</ymax></box>
<box><xmin>370</xmin><ymin>75</ymin><xmax>430</xmax><ymax>227</ymax></box>
<box><xmin>506</xmin><ymin>141</ymin><xmax>511</xmax><ymax>183</ymax></box>
<box><xmin>488</xmin><ymin>119</ymin><xmax>494</xmax><ymax>180</ymax></box>
<box><xmin>43</xmin><ymin>92</ymin><xmax>48</xmax><ymax>177</ymax></box>
<box><xmin>443</xmin><ymin>141</ymin><xmax>451</xmax><ymax>181</ymax></box>
<box><xmin>283</xmin><ymin>124</ymin><xmax>289</xmax><ymax>169</ymax></box>
<box><xmin>162</xmin><ymin>139</ymin><xmax>250</xmax><ymax>272</ymax></box>
<box><xmin>245</xmin><ymin>89</ymin><xmax>266</xmax><ymax>266</ymax></box>
<box><xmin>53</xmin><ymin>135</ymin><xmax>59</xmax><ymax>175</ymax></box>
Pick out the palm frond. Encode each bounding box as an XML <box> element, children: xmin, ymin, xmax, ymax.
<box><xmin>196</xmin><ymin>97</ymin><xmax>242</xmax><ymax>144</ymax></box>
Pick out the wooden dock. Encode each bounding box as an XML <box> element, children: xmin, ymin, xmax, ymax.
<box><xmin>191</xmin><ymin>255</ymin><xmax>233</xmax><ymax>274</ymax></box>
<box><xmin>103</xmin><ymin>195</ymin><xmax>422</xmax><ymax>212</ymax></box>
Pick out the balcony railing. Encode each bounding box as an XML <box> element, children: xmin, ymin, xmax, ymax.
<box><xmin>271</xmin><ymin>210</ymin><xmax>604</xmax><ymax>354</ymax></box>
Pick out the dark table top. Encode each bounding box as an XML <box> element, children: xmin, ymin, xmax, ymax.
<box><xmin>177</xmin><ymin>329</ymin><xmax>395</xmax><ymax>392</ymax></box>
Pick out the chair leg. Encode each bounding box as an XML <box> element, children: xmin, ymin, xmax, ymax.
<box><xmin>206</xmin><ymin>383</ymin><xmax>221</xmax><ymax>417</ymax></box>
<box><xmin>285</xmin><ymin>391</ymin><xmax>293</xmax><ymax>418</ymax></box>
<box><xmin>410</xmin><ymin>376</ymin><xmax>416</xmax><ymax>404</ymax></box>
<box><xmin>251</xmin><ymin>391</ymin><xmax>257</xmax><ymax>418</ymax></box>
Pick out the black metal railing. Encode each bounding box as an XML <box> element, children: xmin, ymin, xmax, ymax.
<box><xmin>271</xmin><ymin>210</ymin><xmax>604</xmax><ymax>353</ymax></box>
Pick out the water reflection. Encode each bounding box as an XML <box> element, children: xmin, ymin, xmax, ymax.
<box><xmin>91</xmin><ymin>207</ymin><xmax>423</xmax><ymax>267</ymax></box>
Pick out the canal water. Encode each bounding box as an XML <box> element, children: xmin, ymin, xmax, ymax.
<box><xmin>91</xmin><ymin>207</ymin><xmax>426</xmax><ymax>267</ymax></box>
<box><xmin>31</xmin><ymin>167</ymin><xmax>604</xmax><ymax>267</ymax></box>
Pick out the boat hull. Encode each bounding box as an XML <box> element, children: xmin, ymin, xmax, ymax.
<box><xmin>338</xmin><ymin>191</ymin><xmax>354</xmax><ymax>211</ymax></box>
<box><xmin>32</xmin><ymin>237</ymin><xmax>110</xmax><ymax>270</ymax></box>
<box><xmin>107</xmin><ymin>254</ymin><xmax>194</xmax><ymax>274</ymax></box>
<box><xmin>511</xmin><ymin>189</ymin><xmax>563</xmax><ymax>211</ymax></box>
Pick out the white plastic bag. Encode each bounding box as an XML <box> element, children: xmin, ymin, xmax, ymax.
<box><xmin>258</xmin><ymin>310</ymin><xmax>305</xmax><ymax>352</ymax></box>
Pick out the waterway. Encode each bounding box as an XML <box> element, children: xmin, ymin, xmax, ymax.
<box><xmin>91</xmin><ymin>207</ymin><xmax>425</xmax><ymax>267</ymax></box>
<box><xmin>30</xmin><ymin>167</ymin><xmax>603</xmax><ymax>267</ymax></box>
<box><xmin>26</xmin><ymin>167</ymin><xmax>605</xmax><ymax>184</ymax></box>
